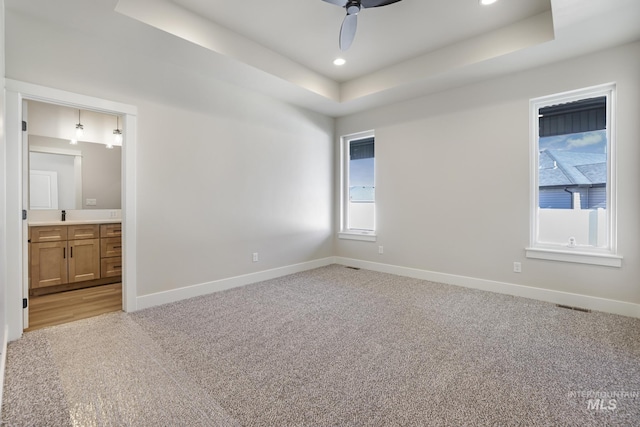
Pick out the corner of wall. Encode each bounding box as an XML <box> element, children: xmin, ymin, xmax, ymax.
<box><xmin>1</xmin><ymin>1</ymin><xmax>8</xmax><ymax>405</ymax></box>
<box><xmin>0</xmin><ymin>325</ymin><xmax>8</xmax><ymax>413</ymax></box>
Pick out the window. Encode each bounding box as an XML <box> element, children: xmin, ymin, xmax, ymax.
<box><xmin>527</xmin><ymin>83</ymin><xmax>621</xmax><ymax>267</ymax></box>
<box><xmin>339</xmin><ymin>131</ymin><xmax>376</xmax><ymax>241</ymax></box>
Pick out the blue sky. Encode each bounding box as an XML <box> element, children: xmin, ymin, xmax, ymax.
<box><xmin>539</xmin><ymin>129</ymin><xmax>607</xmax><ymax>153</ymax></box>
<box><xmin>350</xmin><ymin>158</ymin><xmax>374</xmax><ymax>187</ymax></box>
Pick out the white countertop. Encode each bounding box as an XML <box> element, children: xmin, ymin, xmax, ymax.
<box><xmin>29</xmin><ymin>219</ymin><xmax>122</xmax><ymax>226</ymax></box>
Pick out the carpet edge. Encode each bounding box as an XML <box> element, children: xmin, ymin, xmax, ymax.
<box><xmin>136</xmin><ymin>257</ymin><xmax>337</xmax><ymax>310</ymax></box>
<box><xmin>335</xmin><ymin>257</ymin><xmax>640</xmax><ymax>319</ymax></box>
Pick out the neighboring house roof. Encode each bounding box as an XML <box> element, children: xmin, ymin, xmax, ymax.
<box><xmin>539</xmin><ymin>150</ymin><xmax>606</xmax><ymax>187</ymax></box>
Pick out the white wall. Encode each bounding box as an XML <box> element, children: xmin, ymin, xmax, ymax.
<box><xmin>336</xmin><ymin>41</ymin><xmax>640</xmax><ymax>306</ymax></box>
<box><xmin>79</xmin><ymin>141</ymin><xmax>121</xmax><ymax>209</ymax></box>
<box><xmin>5</xmin><ymin>5</ymin><xmax>334</xmax><ymax>298</ymax></box>
<box><xmin>0</xmin><ymin>0</ymin><xmax>7</xmax><ymax>407</ymax></box>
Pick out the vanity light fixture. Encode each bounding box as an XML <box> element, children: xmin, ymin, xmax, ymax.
<box><xmin>75</xmin><ymin>110</ymin><xmax>84</xmax><ymax>138</ymax></box>
<box><xmin>112</xmin><ymin>115</ymin><xmax>123</xmax><ymax>147</ymax></box>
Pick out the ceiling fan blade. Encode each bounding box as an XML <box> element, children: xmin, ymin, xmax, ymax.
<box><xmin>339</xmin><ymin>14</ymin><xmax>358</xmax><ymax>51</ymax></box>
<box><xmin>361</xmin><ymin>0</ymin><xmax>402</xmax><ymax>8</ymax></box>
<box><xmin>322</xmin><ymin>0</ymin><xmax>348</xmax><ymax>6</ymax></box>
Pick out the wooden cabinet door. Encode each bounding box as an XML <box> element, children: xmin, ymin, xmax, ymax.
<box><xmin>30</xmin><ymin>242</ymin><xmax>68</xmax><ymax>288</ymax></box>
<box><xmin>68</xmin><ymin>239</ymin><xmax>100</xmax><ymax>283</ymax></box>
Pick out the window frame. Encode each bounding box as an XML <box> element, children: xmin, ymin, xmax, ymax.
<box><xmin>526</xmin><ymin>83</ymin><xmax>622</xmax><ymax>267</ymax></box>
<box><xmin>339</xmin><ymin>130</ymin><xmax>377</xmax><ymax>242</ymax></box>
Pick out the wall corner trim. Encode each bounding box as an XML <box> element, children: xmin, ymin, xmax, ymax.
<box><xmin>0</xmin><ymin>325</ymin><xmax>10</xmax><ymax>411</ymax></box>
<box><xmin>334</xmin><ymin>257</ymin><xmax>640</xmax><ymax>319</ymax></box>
<box><xmin>136</xmin><ymin>257</ymin><xmax>337</xmax><ymax>310</ymax></box>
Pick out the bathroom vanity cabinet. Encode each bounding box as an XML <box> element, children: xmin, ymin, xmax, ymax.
<box><xmin>29</xmin><ymin>222</ymin><xmax>122</xmax><ymax>290</ymax></box>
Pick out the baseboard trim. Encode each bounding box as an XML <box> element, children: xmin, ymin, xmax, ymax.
<box><xmin>335</xmin><ymin>257</ymin><xmax>640</xmax><ymax>319</ymax></box>
<box><xmin>136</xmin><ymin>256</ymin><xmax>639</xmax><ymax>319</ymax></box>
<box><xmin>136</xmin><ymin>257</ymin><xmax>337</xmax><ymax>310</ymax></box>
<box><xmin>0</xmin><ymin>325</ymin><xmax>9</xmax><ymax>412</ymax></box>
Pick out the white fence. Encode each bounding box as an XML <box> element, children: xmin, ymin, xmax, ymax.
<box><xmin>349</xmin><ymin>202</ymin><xmax>375</xmax><ymax>231</ymax></box>
<box><xmin>538</xmin><ymin>208</ymin><xmax>607</xmax><ymax>247</ymax></box>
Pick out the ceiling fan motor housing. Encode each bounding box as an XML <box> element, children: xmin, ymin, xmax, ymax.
<box><xmin>346</xmin><ymin>1</ymin><xmax>361</xmax><ymax>15</ymax></box>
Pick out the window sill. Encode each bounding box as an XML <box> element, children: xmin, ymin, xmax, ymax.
<box><xmin>525</xmin><ymin>247</ymin><xmax>622</xmax><ymax>267</ymax></box>
<box><xmin>338</xmin><ymin>231</ymin><xmax>377</xmax><ymax>242</ymax></box>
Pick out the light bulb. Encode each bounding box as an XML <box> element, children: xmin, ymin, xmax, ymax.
<box><xmin>75</xmin><ymin>110</ymin><xmax>84</xmax><ymax>138</ymax></box>
<box><xmin>75</xmin><ymin>123</ymin><xmax>84</xmax><ymax>138</ymax></box>
<box><xmin>113</xmin><ymin>129</ymin><xmax>123</xmax><ymax>145</ymax></box>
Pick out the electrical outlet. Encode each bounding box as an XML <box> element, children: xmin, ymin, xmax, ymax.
<box><xmin>513</xmin><ymin>262</ymin><xmax>522</xmax><ymax>273</ymax></box>
<box><xmin>378</xmin><ymin>246</ymin><xmax>384</xmax><ymax>255</ymax></box>
<box><xmin>252</xmin><ymin>252</ymin><xmax>259</xmax><ymax>262</ymax></box>
<box><xmin>86</xmin><ymin>198</ymin><xmax>97</xmax><ymax>206</ymax></box>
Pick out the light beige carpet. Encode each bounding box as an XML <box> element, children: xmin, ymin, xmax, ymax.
<box><xmin>3</xmin><ymin>265</ymin><xmax>640</xmax><ymax>426</ymax></box>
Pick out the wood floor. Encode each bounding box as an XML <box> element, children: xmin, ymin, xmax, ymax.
<box><xmin>26</xmin><ymin>283</ymin><xmax>122</xmax><ymax>332</ymax></box>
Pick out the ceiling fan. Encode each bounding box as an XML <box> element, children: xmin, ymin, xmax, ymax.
<box><xmin>322</xmin><ymin>0</ymin><xmax>403</xmax><ymax>51</ymax></box>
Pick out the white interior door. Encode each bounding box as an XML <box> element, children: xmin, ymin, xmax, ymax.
<box><xmin>29</xmin><ymin>170</ymin><xmax>59</xmax><ymax>209</ymax></box>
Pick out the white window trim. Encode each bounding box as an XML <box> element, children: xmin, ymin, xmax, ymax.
<box><xmin>338</xmin><ymin>231</ymin><xmax>377</xmax><ymax>242</ymax></box>
<box><xmin>340</xmin><ymin>130</ymin><xmax>377</xmax><ymax>242</ymax></box>
<box><xmin>527</xmin><ymin>83</ymin><xmax>621</xmax><ymax>267</ymax></box>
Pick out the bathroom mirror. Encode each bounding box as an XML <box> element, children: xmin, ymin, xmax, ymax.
<box><xmin>27</xmin><ymin>101</ymin><xmax>122</xmax><ymax>210</ymax></box>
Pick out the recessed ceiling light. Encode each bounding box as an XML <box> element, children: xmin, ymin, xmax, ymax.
<box><xmin>333</xmin><ymin>58</ymin><xmax>346</xmax><ymax>66</ymax></box>
<box><xmin>479</xmin><ymin>0</ymin><xmax>498</xmax><ymax>5</ymax></box>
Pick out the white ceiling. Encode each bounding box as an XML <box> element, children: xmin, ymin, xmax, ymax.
<box><xmin>171</xmin><ymin>0</ymin><xmax>551</xmax><ymax>83</ymax></box>
<box><xmin>7</xmin><ymin>0</ymin><xmax>640</xmax><ymax>117</ymax></box>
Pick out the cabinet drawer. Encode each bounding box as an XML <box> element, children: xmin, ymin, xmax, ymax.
<box><xmin>30</xmin><ymin>226</ymin><xmax>67</xmax><ymax>243</ymax></box>
<box><xmin>101</xmin><ymin>237</ymin><xmax>122</xmax><ymax>258</ymax></box>
<box><xmin>100</xmin><ymin>223</ymin><xmax>122</xmax><ymax>238</ymax></box>
<box><xmin>101</xmin><ymin>257</ymin><xmax>122</xmax><ymax>278</ymax></box>
<box><xmin>68</xmin><ymin>224</ymin><xmax>99</xmax><ymax>240</ymax></box>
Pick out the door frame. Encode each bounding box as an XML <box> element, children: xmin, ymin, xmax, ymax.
<box><xmin>5</xmin><ymin>79</ymin><xmax>138</xmax><ymax>340</ymax></box>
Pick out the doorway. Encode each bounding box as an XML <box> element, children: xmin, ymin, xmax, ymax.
<box><xmin>24</xmin><ymin>101</ymin><xmax>125</xmax><ymax>330</ymax></box>
<box><xmin>5</xmin><ymin>79</ymin><xmax>138</xmax><ymax>341</ymax></box>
